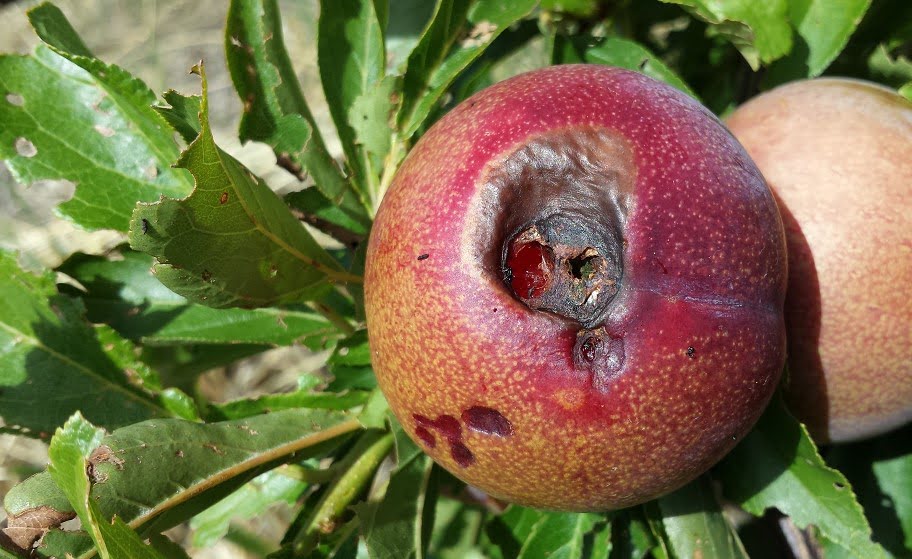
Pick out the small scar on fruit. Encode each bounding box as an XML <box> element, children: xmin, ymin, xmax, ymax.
<box><xmin>686</xmin><ymin>346</ymin><xmax>696</xmax><ymax>359</ymax></box>
<box><xmin>417</xmin><ymin>253</ymin><xmax>430</xmax><ymax>261</ymax></box>
<box><xmin>574</xmin><ymin>328</ymin><xmax>626</xmax><ymax>391</ymax></box>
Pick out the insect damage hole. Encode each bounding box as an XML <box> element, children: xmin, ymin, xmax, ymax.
<box><xmin>14</xmin><ymin>138</ymin><xmax>36</xmax><ymax>157</ymax></box>
<box><xmin>569</xmin><ymin>248</ymin><xmax>601</xmax><ymax>281</ymax></box>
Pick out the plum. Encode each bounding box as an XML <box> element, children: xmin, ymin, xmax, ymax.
<box><xmin>365</xmin><ymin>65</ymin><xmax>787</xmax><ymax>511</ymax></box>
<box><xmin>727</xmin><ymin>78</ymin><xmax>912</xmax><ymax>443</ymax></box>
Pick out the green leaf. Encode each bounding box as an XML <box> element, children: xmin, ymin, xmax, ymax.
<box><xmin>869</xmin><ymin>43</ymin><xmax>912</xmax><ymax>87</ymax></box>
<box><xmin>717</xmin><ymin>395</ymin><xmax>888</xmax><ymax>559</ymax></box>
<box><xmin>27</xmin><ymin>2</ymin><xmax>93</xmax><ymax>57</ymax></box>
<box><xmin>427</xmin><ymin>499</ymin><xmax>488</xmax><ymax>559</ymax></box>
<box><xmin>357</xmin><ymin>424</ymin><xmax>437</xmax><ymax>559</ymax></box>
<box><xmin>516</xmin><ymin>511</ymin><xmax>607</xmax><ymax>559</ymax></box>
<box><xmin>486</xmin><ymin>506</ymin><xmax>548</xmax><ymax>558</ymax></box>
<box><xmin>7</xmin><ymin>408</ymin><xmax>361</xmax><ymax>559</ymax></box>
<box><xmin>327</xmin><ymin>330</ymin><xmax>377</xmax><ymax>392</ymax></box>
<box><xmin>318</xmin><ymin>0</ymin><xmax>388</xmax><ymax>200</ymax></box>
<box><xmin>873</xmin><ymin>451</ymin><xmax>912</xmax><ymax>553</ymax></box>
<box><xmin>0</xmin><ymin>7</ymin><xmax>192</xmax><ymax>232</ymax></box>
<box><xmin>148</xmin><ymin>534</ymin><xmax>193</xmax><ymax>559</ymax></box>
<box><xmin>154</xmin><ymin>90</ymin><xmax>202</xmax><ymax>143</ymax></box>
<box><xmin>59</xmin><ymin>250</ymin><xmax>340</xmax><ymax>348</ymax></box>
<box><xmin>190</xmin><ymin>470</ymin><xmax>307</xmax><ymax>548</ymax></box>
<box><xmin>584</xmin><ymin>37</ymin><xmax>698</xmax><ymax>99</ymax></box>
<box><xmin>48</xmin><ymin>413</ymin><xmax>167</xmax><ymax>559</ymax></box>
<box><xmin>0</xmin><ymin>252</ymin><xmax>168</xmax><ymax>436</ymax></box>
<box><xmin>541</xmin><ymin>0</ymin><xmax>599</xmax><ymax>17</ymax></box>
<box><xmin>397</xmin><ymin>0</ymin><xmax>538</xmax><ymax>138</ymax></box>
<box><xmin>824</xmin><ymin>424</ymin><xmax>912</xmax><ymax>557</ymax></box>
<box><xmin>660</xmin><ymin>0</ymin><xmax>792</xmax><ymax>69</ymax></box>
<box><xmin>349</xmin><ymin>75</ymin><xmax>399</xmax><ymax>181</ymax></box>
<box><xmin>899</xmin><ymin>82</ymin><xmax>912</xmax><ymax>102</ymax></box>
<box><xmin>212</xmin><ymin>388</ymin><xmax>371</xmax><ymax>420</ymax></box>
<box><xmin>789</xmin><ymin>0</ymin><xmax>872</xmax><ymax>77</ymax></box>
<box><xmin>645</xmin><ymin>477</ymin><xmax>747</xmax><ymax>559</ymax></box>
<box><xmin>226</xmin><ymin>0</ymin><xmax>370</xmax><ymax>231</ymax></box>
<box><xmin>129</xmin><ymin>64</ymin><xmax>361</xmax><ymax>310</ymax></box>
<box><xmin>285</xmin><ymin>188</ymin><xmax>370</xmax><ymax>239</ymax></box>
<box><xmin>607</xmin><ymin>510</ymin><xmax>658</xmax><ymax>559</ymax></box>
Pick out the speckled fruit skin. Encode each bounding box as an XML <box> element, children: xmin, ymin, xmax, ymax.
<box><xmin>365</xmin><ymin>65</ymin><xmax>787</xmax><ymax>511</ymax></box>
<box><xmin>727</xmin><ymin>78</ymin><xmax>912</xmax><ymax>444</ymax></box>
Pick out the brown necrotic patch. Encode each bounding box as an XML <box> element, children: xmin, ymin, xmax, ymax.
<box><xmin>467</xmin><ymin>126</ymin><xmax>636</xmax><ymax>328</ymax></box>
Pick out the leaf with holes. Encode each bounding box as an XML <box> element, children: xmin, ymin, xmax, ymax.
<box><xmin>129</xmin><ymin>64</ymin><xmax>361</xmax><ymax>310</ymax></box>
<box><xmin>717</xmin><ymin>396</ymin><xmax>888</xmax><ymax>559</ymax></box>
<box><xmin>226</xmin><ymin>0</ymin><xmax>371</xmax><ymax>235</ymax></box>
<box><xmin>318</xmin><ymin>0</ymin><xmax>388</xmax><ymax>202</ymax></box>
<box><xmin>0</xmin><ymin>4</ymin><xmax>192</xmax><ymax>231</ymax></box>
<box><xmin>0</xmin><ymin>251</ymin><xmax>169</xmax><ymax>437</ymax></box>
<box><xmin>5</xmin><ymin>408</ymin><xmax>361</xmax><ymax>559</ymax></box>
<box><xmin>48</xmin><ymin>413</ymin><xmax>168</xmax><ymax>559</ymax></box>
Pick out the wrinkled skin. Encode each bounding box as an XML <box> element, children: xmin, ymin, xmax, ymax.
<box><xmin>366</xmin><ymin>65</ymin><xmax>787</xmax><ymax>511</ymax></box>
<box><xmin>727</xmin><ymin>78</ymin><xmax>912</xmax><ymax>444</ymax></box>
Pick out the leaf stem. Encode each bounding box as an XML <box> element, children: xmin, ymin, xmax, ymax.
<box><xmin>291</xmin><ymin>430</ymin><xmax>394</xmax><ymax>554</ymax></box>
<box><xmin>374</xmin><ymin>136</ymin><xmax>406</xmax><ymax>213</ymax></box>
<box><xmin>308</xmin><ymin>301</ymin><xmax>356</xmax><ymax>336</ymax></box>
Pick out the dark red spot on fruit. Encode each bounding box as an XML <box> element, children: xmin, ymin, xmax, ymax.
<box><xmin>463</xmin><ymin>406</ymin><xmax>513</xmax><ymax>437</ymax></box>
<box><xmin>417</xmin><ymin>253</ymin><xmax>429</xmax><ymax>261</ymax></box>
<box><xmin>450</xmin><ymin>441</ymin><xmax>475</xmax><ymax>467</ymax></box>
<box><xmin>415</xmin><ymin>426</ymin><xmax>436</xmax><ymax>448</ymax></box>
<box><xmin>412</xmin><ymin>413</ymin><xmax>475</xmax><ymax>467</ymax></box>
<box><xmin>506</xmin><ymin>240</ymin><xmax>555</xmax><ymax>299</ymax></box>
<box><xmin>432</xmin><ymin>415</ymin><xmax>461</xmax><ymax>439</ymax></box>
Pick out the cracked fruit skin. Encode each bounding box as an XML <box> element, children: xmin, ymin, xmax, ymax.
<box><xmin>365</xmin><ymin>65</ymin><xmax>787</xmax><ymax>511</ymax></box>
<box><xmin>727</xmin><ymin>78</ymin><xmax>912</xmax><ymax>444</ymax></box>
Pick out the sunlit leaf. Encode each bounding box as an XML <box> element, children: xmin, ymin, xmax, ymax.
<box><xmin>645</xmin><ymin>477</ymin><xmax>747</xmax><ymax>559</ymax></box>
<box><xmin>129</xmin><ymin>64</ymin><xmax>361</xmax><ymax>310</ymax></box>
<box><xmin>6</xmin><ymin>408</ymin><xmax>361</xmax><ymax>559</ymax></box>
<box><xmin>226</xmin><ymin>0</ymin><xmax>371</xmax><ymax>232</ymax></box>
<box><xmin>0</xmin><ymin>5</ymin><xmax>192</xmax><ymax>232</ymax></box>
<box><xmin>59</xmin><ymin>250</ymin><xmax>340</xmax><ymax>349</ymax></box>
<box><xmin>48</xmin><ymin>413</ymin><xmax>167</xmax><ymax>559</ymax></box>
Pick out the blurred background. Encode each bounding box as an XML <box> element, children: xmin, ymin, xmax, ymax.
<box><xmin>0</xmin><ymin>1</ymin><xmax>334</xmax><ymax>556</ymax></box>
